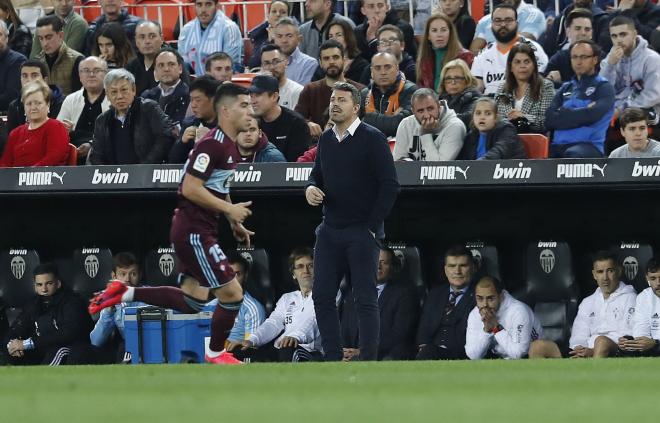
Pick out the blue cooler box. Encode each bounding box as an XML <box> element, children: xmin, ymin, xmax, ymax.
<box><xmin>124</xmin><ymin>305</ymin><xmax>214</xmax><ymax>364</ymax></box>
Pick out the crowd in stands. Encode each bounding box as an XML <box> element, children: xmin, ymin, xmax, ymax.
<box><xmin>2</xmin><ymin>0</ymin><xmax>660</xmax><ymax>165</ymax></box>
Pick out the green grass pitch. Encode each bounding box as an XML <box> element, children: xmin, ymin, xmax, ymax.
<box><xmin>0</xmin><ymin>359</ymin><xmax>657</xmax><ymax>422</ymax></box>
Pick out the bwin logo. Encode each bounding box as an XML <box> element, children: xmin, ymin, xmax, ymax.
<box><xmin>92</xmin><ymin>168</ymin><xmax>129</xmax><ymax>184</ymax></box>
<box><xmin>420</xmin><ymin>165</ymin><xmax>469</xmax><ymax>181</ymax></box>
<box><xmin>84</xmin><ymin>255</ymin><xmax>100</xmax><ymax>278</ymax></box>
<box><xmin>18</xmin><ymin>171</ymin><xmax>66</xmax><ymax>186</ymax></box>
<box><xmin>631</xmin><ymin>160</ymin><xmax>660</xmax><ymax>177</ymax></box>
<box><xmin>539</xmin><ymin>249</ymin><xmax>556</xmax><ymax>274</ymax></box>
<box><xmin>286</xmin><ymin>167</ymin><xmax>312</xmax><ymax>181</ymax></box>
<box><xmin>152</xmin><ymin>168</ymin><xmax>183</xmax><ymax>183</ymax></box>
<box><xmin>10</xmin><ymin>256</ymin><xmax>26</xmax><ymax>279</ymax></box>
<box><xmin>623</xmin><ymin>256</ymin><xmax>639</xmax><ymax>281</ymax></box>
<box><xmin>471</xmin><ymin>249</ymin><xmax>483</xmax><ymax>269</ymax></box>
<box><xmin>493</xmin><ymin>162</ymin><xmax>531</xmax><ymax>179</ymax></box>
<box><xmin>159</xmin><ymin>254</ymin><xmax>175</xmax><ymax>276</ymax></box>
<box><xmin>556</xmin><ymin>163</ymin><xmax>607</xmax><ymax>178</ymax></box>
<box><xmin>232</xmin><ymin>166</ymin><xmax>262</xmax><ymax>183</ymax></box>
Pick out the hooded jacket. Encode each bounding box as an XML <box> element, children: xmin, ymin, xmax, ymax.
<box><xmin>242</xmin><ymin>133</ymin><xmax>286</xmax><ymax>163</ymax></box>
<box><xmin>600</xmin><ymin>36</ymin><xmax>660</xmax><ymax>116</ymax></box>
<box><xmin>393</xmin><ymin>102</ymin><xmax>466</xmax><ymax>161</ymax></box>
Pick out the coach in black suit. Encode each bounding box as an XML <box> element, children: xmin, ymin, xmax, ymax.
<box><xmin>416</xmin><ymin>245</ymin><xmax>476</xmax><ymax>360</ymax></box>
<box><xmin>341</xmin><ymin>247</ymin><xmax>419</xmax><ymax>361</ymax></box>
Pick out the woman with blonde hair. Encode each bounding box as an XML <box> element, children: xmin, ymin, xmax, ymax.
<box><xmin>1</xmin><ymin>80</ymin><xmax>70</xmax><ymax>167</ymax></box>
<box><xmin>416</xmin><ymin>13</ymin><xmax>473</xmax><ymax>91</ymax></box>
<box><xmin>438</xmin><ymin>59</ymin><xmax>480</xmax><ymax>126</ymax></box>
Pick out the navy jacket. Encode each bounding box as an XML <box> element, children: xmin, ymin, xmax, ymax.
<box><xmin>0</xmin><ymin>48</ymin><xmax>26</xmax><ymax>113</ymax></box>
<box><xmin>141</xmin><ymin>81</ymin><xmax>190</xmax><ymax>127</ymax></box>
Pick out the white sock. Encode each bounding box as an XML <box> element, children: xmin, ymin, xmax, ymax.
<box><xmin>207</xmin><ymin>348</ymin><xmax>225</xmax><ymax>358</ymax></box>
<box><xmin>121</xmin><ymin>287</ymin><xmax>135</xmax><ymax>302</ymax></box>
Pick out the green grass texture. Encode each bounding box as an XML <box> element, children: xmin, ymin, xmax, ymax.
<box><xmin>0</xmin><ymin>358</ymin><xmax>657</xmax><ymax>423</ymax></box>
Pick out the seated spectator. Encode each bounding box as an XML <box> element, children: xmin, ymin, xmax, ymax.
<box><xmin>618</xmin><ymin>257</ymin><xmax>660</xmax><ymax>357</ymax></box>
<box><xmin>458</xmin><ymin>96</ymin><xmax>527</xmax><ymax>160</ymax></box>
<box><xmin>141</xmin><ymin>48</ymin><xmax>190</xmax><ymax>128</ymax></box>
<box><xmin>299</xmin><ymin>0</ymin><xmax>355</xmax><ymax>60</ymax></box>
<box><xmin>223</xmin><ymin>251</ymin><xmax>267</xmax><ymax>361</ymax></box>
<box><xmin>416</xmin><ymin>245</ymin><xmax>477</xmax><ymax>360</ymax></box>
<box><xmin>545</xmin><ymin>40</ymin><xmax>615</xmax><ymax>158</ymax></box>
<box><xmin>436</xmin><ymin>0</ymin><xmax>476</xmax><ymax>49</ymax></box>
<box><xmin>600</xmin><ymin>16</ymin><xmax>660</xmax><ymax>140</ymax></box>
<box><xmin>84</xmin><ymin>0</ymin><xmax>140</xmax><ymax>55</ymax></box>
<box><xmin>1</xmin><ymin>80</ymin><xmax>69</xmax><ymax>167</ymax></box>
<box><xmin>416</xmin><ymin>13</ymin><xmax>474</xmax><ymax>91</ymax></box>
<box><xmin>543</xmin><ymin>0</ymin><xmax>608</xmax><ymax>59</ymax></box>
<box><xmin>168</xmin><ymin>75</ymin><xmax>219</xmax><ymax>163</ymax></box>
<box><xmin>355</xmin><ymin>0</ymin><xmax>417</xmax><ymax>62</ymax></box>
<box><xmin>236</xmin><ymin>116</ymin><xmax>286</xmax><ymax>163</ymax></box>
<box><xmin>57</xmin><ymin>56</ymin><xmax>110</xmax><ymax>162</ymax></box>
<box><xmin>341</xmin><ymin>247</ymin><xmax>419</xmax><ymax>361</ymax></box>
<box><xmin>296</xmin><ymin>145</ymin><xmax>318</xmax><ymax>162</ymax></box>
<box><xmin>529</xmin><ymin>251</ymin><xmax>636</xmax><ymax>358</ymax></box>
<box><xmin>438</xmin><ymin>59</ymin><xmax>480</xmax><ymax>127</ymax></box>
<box><xmin>325</xmin><ymin>20</ymin><xmax>370</xmax><ymax>83</ymax></box>
<box><xmin>0</xmin><ymin>20</ymin><xmax>26</xmax><ymax>113</ymax></box>
<box><xmin>272</xmin><ymin>17</ymin><xmax>318</xmax><ymax>85</ymax></box>
<box><xmin>205</xmin><ymin>52</ymin><xmax>234</xmax><ymax>83</ymax></box>
<box><xmin>249</xmin><ymin>74</ymin><xmax>311</xmax><ymax>162</ymax></box>
<box><xmin>125</xmin><ymin>21</ymin><xmax>165</xmax><ymax>95</ymax></box>
<box><xmin>359</xmin><ymin>52</ymin><xmax>417</xmax><ymax>138</ymax></box>
<box><xmin>88</xmin><ymin>69</ymin><xmax>175</xmax><ymax>165</ymax></box>
<box><xmin>240</xmin><ymin>247</ymin><xmax>322</xmax><ymax>362</ymax></box>
<box><xmin>609</xmin><ymin>108</ymin><xmax>660</xmax><ymax>158</ymax></box>
<box><xmin>35</xmin><ymin>14</ymin><xmax>83</xmax><ymax>95</ymax></box>
<box><xmin>295</xmin><ymin>39</ymin><xmax>364</xmax><ymax>138</ymax></box>
<box><xmin>246</xmin><ymin>0</ymin><xmax>292</xmax><ymax>70</ymax></box>
<box><xmin>544</xmin><ymin>8</ymin><xmax>595</xmax><ymax>86</ymax></box>
<box><xmin>393</xmin><ymin>87</ymin><xmax>465</xmax><ymax>161</ymax></box>
<box><xmin>465</xmin><ymin>276</ymin><xmax>542</xmax><ymax>360</ymax></box>
<box><xmin>91</xmin><ymin>22</ymin><xmax>135</xmax><ymax>70</ymax></box>
<box><xmin>178</xmin><ymin>0</ymin><xmax>242</xmax><ymax>75</ymax></box>
<box><xmin>81</xmin><ymin>252</ymin><xmax>145</xmax><ymax>364</ymax></box>
<box><xmin>6</xmin><ymin>59</ymin><xmax>64</xmax><ymax>134</ymax></box>
<box><xmin>4</xmin><ymin>263</ymin><xmax>92</xmax><ymax>366</ymax></box>
<box><xmin>0</xmin><ymin>0</ymin><xmax>31</xmax><ymax>57</ymax></box>
<box><xmin>260</xmin><ymin>44</ymin><xmax>303</xmax><ymax>110</ymax></box>
<box><xmin>471</xmin><ymin>5</ymin><xmax>548</xmax><ymax>95</ymax></box>
<box><xmin>495</xmin><ymin>43</ymin><xmax>555</xmax><ymax>134</ymax></box>
<box><xmin>30</xmin><ymin>0</ymin><xmax>88</xmax><ymax>57</ymax></box>
<box><xmin>359</xmin><ymin>24</ymin><xmax>417</xmax><ymax>84</ymax></box>
<box><xmin>470</xmin><ymin>0</ymin><xmax>545</xmax><ymax>53</ymax></box>
<box><xmin>603</xmin><ymin>0</ymin><xmax>660</xmax><ymax>53</ymax></box>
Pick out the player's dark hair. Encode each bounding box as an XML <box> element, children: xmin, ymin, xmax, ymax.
<box><xmin>33</xmin><ymin>262</ymin><xmax>60</xmax><ymax>279</ymax></box>
<box><xmin>227</xmin><ymin>250</ymin><xmax>251</xmax><ymax>275</ymax></box>
<box><xmin>444</xmin><ymin>245</ymin><xmax>473</xmax><ymax>261</ymax></box>
<box><xmin>113</xmin><ymin>252</ymin><xmax>139</xmax><ymax>272</ymax></box>
<box><xmin>213</xmin><ymin>82</ymin><xmax>250</xmax><ymax>109</ymax></box>
<box><xmin>646</xmin><ymin>257</ymin><xmax>660</xmax><ymax>274</ymax></box>
<box><xmin>592</xmin><ymin>250</ymin><xmax>618</xmax><ymax>267</ymax></box>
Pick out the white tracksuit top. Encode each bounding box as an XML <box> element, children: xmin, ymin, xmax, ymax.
<box><xmin>633</xmin><ymin>287</ymin><xmax>660</xmax><ymax>340</ymax></box>
<box><xmin>569</xmin><ymin>282</ymin><xmax>636</xmax><ymax>349</ymax></box>
<box><xmin>465</xmin><ymin>290</ymin><xmax>543</xmax><ymax>359</ymax></box>
<box><xmin>248</xmin><ymin>290</ymin><xmax>321</xmax><ymax>352</ymax></box>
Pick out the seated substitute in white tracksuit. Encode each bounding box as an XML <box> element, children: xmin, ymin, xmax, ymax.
<box><xmin>465</xmin><ymin>289</ymin><xmax>543</xmax><ymax>359</ymax></box>
<box><xmin>630</xmin><ymin>285</ymin><xmax>660</xmax><ymax>355</ymax></box>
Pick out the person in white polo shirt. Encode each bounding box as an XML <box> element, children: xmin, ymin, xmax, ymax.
<box><xmin>465</xmin><ymin>276</ymin><xmax>542</xmax><ymax>360</ymax></box>
<box><xmin>529</xmin><ymin>251</ymin><xmax>636</xmax><ymax>358</ymax></box>
<box><xmin>618</xmin><ymin>257</ymin><xmax>660</xmax><ymax>356</ymax></box>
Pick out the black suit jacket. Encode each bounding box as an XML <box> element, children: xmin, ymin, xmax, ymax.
<box><xmin>416</xmin><ymin>284</ymin><xmax>475</xmax><ymax>360</ymax></box>
<box><xmin>340</xmin><ymin>280</ymin><xmax>419</xmax><ymax>360</ymax></box>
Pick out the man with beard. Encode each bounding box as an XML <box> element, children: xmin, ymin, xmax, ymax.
<box><xmin>359</xmin><ymin>52</ymin><xmax>417</xmax><ymax>137</ymax></box>
<box><xmin>295</xmin><ymin>39</ymin><xmax>364</xmax><ymax>138</ymax></box>
<box><xmin>471</xmin><ymin>4</ymin><xmax>548</xmax><ymax>95</ymax></box>
<box><xmin>470</xmin><ymin>0</ymin><xmax>545</xmax><ymax>54</ymax></box>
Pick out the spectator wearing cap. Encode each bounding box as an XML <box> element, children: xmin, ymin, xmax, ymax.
<box><xmin>249</xmin><ymin>74</ymin><xmax>311</xmax><ymax>162</ymax></box>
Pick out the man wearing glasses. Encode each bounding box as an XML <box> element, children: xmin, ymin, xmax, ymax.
<box><xmin>359</xmin><ymin>24</ymin><xmax>416</xmax><ymax>85</ymax></box>
<box><xmin>57</xmin><ymin>56</ymin><xmax>110</xmax><ymax>162</ymax></box>
<box><xmin>471</xmin><ymin>4</ymin><xmax>548</xmax><ymax>95</ymax></box>
<box><xmin>260</xmin><ymin>44</ymin><xmax>303</xmax><ymax>110</ymax></box>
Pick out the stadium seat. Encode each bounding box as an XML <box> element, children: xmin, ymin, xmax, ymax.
<box><xmin>522</xmin><ymin>241</ymin><xmax>578</xmax><ymax>350</ymax></box>
<box><xmin>612</xmin><ymin>242</ymin><xmax>654</xmax><ymax>293</ymax></box>
<box><xmin>519</xmin><ymin>133</ymin><xmax>549</xmax><ymax>159</ymax></box>
<box><xmin>231</xmin><ymin>73</ymin><xmax>257</xmax><ymax>88</ymax></box>
<box><xmin>144</xmin><ymin>246</ymin><xmax>178</xmax><ymax>287</ymax></box>
<box><xmin>0</xmin><ymin>248</ymin><xmax>40</xmax><ymax>308</ymax></box>
<box><xmin>237</xmin><ymin>247</ymin><xmax>275</xmax><ymax>315</ymax></box>
<box><xmin>70</xmin><ymin>248</ymin><xmax>114</xmax><ymax>301</ymax></box>
<box><xmin>67</xmin><ymin>143</ymin><xmax>77</xmax><ymax>166</ymax></box>
<box><xmin>387</xmin><ymin>243</ymin><xmax>426</xmax><ymax>303</ymax></box>
<box><xmin>465</xmin><ymin>241</ymin><xmax>500</xmax><ymax>280</ymax></box>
